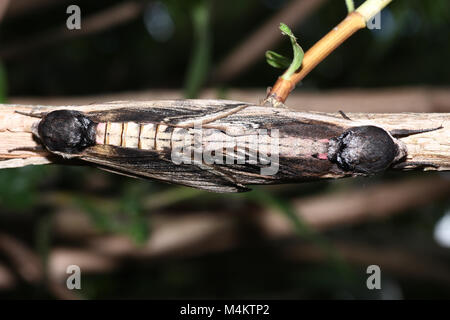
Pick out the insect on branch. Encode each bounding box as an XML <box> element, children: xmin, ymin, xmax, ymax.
<box><xmin>0</xmin><ymin>100</ymin><xmax>448</xmax><ymax>193</ymax></box>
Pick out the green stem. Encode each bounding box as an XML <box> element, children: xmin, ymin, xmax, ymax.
<box><xmin>184</xmin><ymin>0</ymin><xmax>211</xmax><ymax>99</ymax></box>
<box><xmin>345</xmin><ymin>0</ymin><xmax>355</xmax><ymax>13</ymax></box>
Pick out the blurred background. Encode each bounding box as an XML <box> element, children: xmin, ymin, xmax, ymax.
<box><xmin>0</xmin><ymin>0</ymin><xmax>449</xmax><ymax>299</ymax></box>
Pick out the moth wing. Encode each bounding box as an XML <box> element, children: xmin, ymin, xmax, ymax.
<box><xmin>79</xmin><ymin>144</ymin><xmax>249</xmax><ymax>193</ymax></box>
<box><xmin>85</xmin><ymin>101</ymin><xmax>247</xmax><ymax>125</ymax></box>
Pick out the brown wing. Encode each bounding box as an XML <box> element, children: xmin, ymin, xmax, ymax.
<box><xmin>79</xmin><ymin>144</ymin><xmax>249</xmax><ymax>193</ymax></box>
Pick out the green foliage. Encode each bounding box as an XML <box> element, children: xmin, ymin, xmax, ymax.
<box><xmin>266</xmin><ymin>23</ymin><xmax>304</xmax><ymax>80</ymax></box>
<box><xmin>144</xmin><ymin>186</ymin><xmax>205</xmax><ymax>210</ymax></box>
<box><xmin>265</xmin><ymin>50</ymin><xmax>292</xmax><ymax>69</ymax></box>
<box><xmin>245</xmin><ymin>188</ymin><xmax>348</xmax><ymax>272</ymax></box>
<box><xmin>183</xmin><ymin>0</ymin><xmax>211</xmax><ymax>98</ymax></box>
<box><xmin>0</xmin><ymin>167</ymin><xmax>49</xmax><ymax>210</ymax></box>
<box><xmin>74</xmin><ymin>183</ymin><xmax>149</xmax><ymax>244</ymax></box>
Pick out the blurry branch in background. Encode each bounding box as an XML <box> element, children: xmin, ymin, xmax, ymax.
<box><xmin>257</xmin><ymin>175</ymin><xmax>450</xmax><ymax>233</ymax></box>
<box><xmin>0</xmin><ymin>1</ymin><xmax>144</xmax><ymax>60</ymax></box>
<box><xmin>0</xmin><ymin>262</ymin><xmax>16</xmax><ymax>290</ymax></box>
<box><xmin>0</xmin><ymin>0</ymin><xmax>10</xmax><ymax>22</ymax></box>
<box><xmin>4</xmin><ymin>0</ymin><xmax>66</xmax><ymax>18</ymax></box>
<box><xmin>43</xmin><ymin>176</ymin><xmax>450</xmax><ymax>283</ymax></box>
<box><xmin>0</xmin><ymin>233</ymin><xmax>79</xmax><ymax>299</ymax></box>
<box><xmin>212</xmin><ymin>0</ymin><xmax>328</xmax><ymax>83</ymax></box>
<box><xmin>266</xmin><ymin>0</ymin><xmax>393</xmax><ymax>104</ymax></box>
<box><xmin>283</xmin><ymin>241</ymin><xmax>450</xmax><ymax>285</ymax></box>
<box><xmin>0</xmin><ymin>233</ymin><xmax>42</xmax><ymax>284</ymax></box>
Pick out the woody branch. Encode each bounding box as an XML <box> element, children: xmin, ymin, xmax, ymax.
<box><xmin>266</xmin><ymin>0</ymin><xmax>393</xmax><ymax>104</ymax></box>
<box><xmin>0</xmin><ymin>101</ymin><xmax>448</xmax><ymax>174</ymax></box>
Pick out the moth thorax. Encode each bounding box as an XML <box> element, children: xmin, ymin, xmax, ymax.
<box><xmin>36</xmin><ymin>110</ymin><xmax>97</xmax><ymax>154</ymax></box>
<box><xmin>328</xmin><ymin>125</ymin><xmax>400</xmax><ymax>174</ymax></box>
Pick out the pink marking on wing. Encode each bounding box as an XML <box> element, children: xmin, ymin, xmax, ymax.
<box><xmin>96</xmin><ymin>122</ymin><xmax>106</xmax><ymax>144</ymax></box>
<box><xmin>318</xmin><ymin>139</ymin><xmax>329</xmax><ymax>143</ymax></box>
<box><xmin>317</xmin><ymin>153</ymin><xmax>328</xmax><ymax>160</ymax></box>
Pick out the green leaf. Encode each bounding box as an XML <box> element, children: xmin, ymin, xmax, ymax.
<box><xmin>265</xmin><ymin>50</ymin><xmax>292</xmax><ymax>69</ymax></box>
<box><xmin>278</xmin><ymin>23</ymin><xmax>304</xmax><ymax>80</ymax></box>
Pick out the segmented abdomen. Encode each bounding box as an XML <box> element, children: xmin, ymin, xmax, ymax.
<box><xmin>96</xmin><ymin>121</ymin><xmax>177</xmax><ymax>151</ymax></box>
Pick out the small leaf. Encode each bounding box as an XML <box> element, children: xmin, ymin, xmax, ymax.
<box><xmin>265</xmin><ymin>50</ymin><xmax>292</xmax><ymax>69</ymax></box>
<box><xmin>279</xmin><ymin>22</ymin><xmax>296</xmax><ymax>38</ymax></box>
<box><xmin>278</xmin><ymin>23</ymin><xmax>304</xmax><ymax>80</ymax></box>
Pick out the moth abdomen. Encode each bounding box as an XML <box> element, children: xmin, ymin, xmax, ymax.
<box><xmin>96</xmin><ymin>121</ymin><xmax>177</xmax><ymax>151</ymax></box>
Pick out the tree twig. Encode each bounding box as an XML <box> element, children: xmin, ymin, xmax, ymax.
<box><xmin>266</xmin><ymin>0</ymin><xmax>393</xmax><ymax>104</ymax></box>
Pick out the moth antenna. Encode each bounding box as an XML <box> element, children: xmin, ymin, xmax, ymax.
<box><xmin>390</xmin><ymin>126</ymin><xmax>443</xmax><ymax>138</ymax></box>
<box><xmin>338</xmin><ymin>110</ymin><xmax>352</xmax><ymax>121</ymax></box>
<box><xmin>8</xmin><ymin>145</ymin><xmax>46</xmax><ymax>153</ymax></box>
<box><xmin>15</xmin><ymin>110</ymin><xmax>45</xmax><ymax>118</ymax></box>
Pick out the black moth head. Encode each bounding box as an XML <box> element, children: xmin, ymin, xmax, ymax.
<box><xmin>36</xmin><ymin>110</ymin><xmax>97</xmax><ymax>154</ymax></box>
<box><xmin>327</xmin><ymin>125</ymin><xmax>400</xmax><ymax>174</ymax></box>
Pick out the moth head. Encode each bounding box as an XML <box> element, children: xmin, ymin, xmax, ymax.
<box><xmin>327</xmin><ymin>125</ymin><xmax>406</xmax><ymax>174</ymax></box>
<box><xmin>33</xmin><ymin>110</ymin><xmax>97</xmax><ymax>155</ymax></box>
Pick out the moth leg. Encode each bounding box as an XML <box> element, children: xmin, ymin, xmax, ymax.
<box><xmin>392</xmin><ymin>161</ymin><xmax>439</xmax><ymax>170</ymax></box>
<box><xmin>390</xmin><ymin>126</ymin><xmax>443</xmax><ymax>138</ymax></box>
<box><xmin>170</xmin><ymin>104</ymin><xmax>249</xmax><ymax>127</ymax></box>
<box><xmin>338</xmin><ymin>110</ymin><xmax>352</xmax><ymax>121</ymax></box>
<box><xmin>8</xmin><ymin>145</ymin><xmax>46</xmax><ymax>153</ymax></box>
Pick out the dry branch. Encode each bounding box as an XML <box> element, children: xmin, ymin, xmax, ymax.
<box><xmin>0</xmin><ymin>100</ymin><xmax>448</xmax><ymax>186</ymax></box>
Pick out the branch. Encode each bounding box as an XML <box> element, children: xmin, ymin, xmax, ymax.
<box><xmin>0</xmin><ymin>101</ymin><xmax>448</xmax><ymax>189</ymax></box>
<box><xmin>266</xmin><ymin>0</ymin><xmax>393</xmax><ymax>104</ymax></box>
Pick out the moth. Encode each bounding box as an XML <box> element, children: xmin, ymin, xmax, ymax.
<box><xmin>17</xmin><ymin>101</ymin><xmax>441</xmax><ymax>193</ymax></box>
